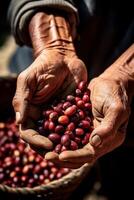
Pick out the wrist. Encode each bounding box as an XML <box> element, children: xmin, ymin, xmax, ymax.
<box><xmin>29</xmin><ymin>11</ymin><xmax>76</xmax><ymax>57</ymax></box>
<box><xmin>100</xmin><ymin>44</ymin><xmax>134</xmax><ymax>99</ymax></box>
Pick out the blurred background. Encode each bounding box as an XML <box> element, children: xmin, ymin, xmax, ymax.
<box><xmin>0</xmin><ymin>1</ymin><xmax>16</xmax><ymax>76</ymax></box>
<box><xmin>0</xmin><ymin>2</ymin><xmax>134</xmax><ymax>200</ymax></box>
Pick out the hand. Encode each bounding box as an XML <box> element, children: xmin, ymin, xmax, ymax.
<box><xmin>13</xmin><ymin>12</ymin><xmax>87</xmax><ymax>154</ymax></box>
<box><xmin>45</xmin><ymin>44</ymin><xmax>134</xmax><ymax>168</ymax></box>
<box><xmin>44</xmin><ymin>77</ymin><xmax>130</xmax><ymax>168</ymax></box>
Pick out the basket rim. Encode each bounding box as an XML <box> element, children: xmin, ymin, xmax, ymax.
<box><xmin>0</xmin><ymin>163</ymin><xmax>93</xmax><ymax>194</ymax></box>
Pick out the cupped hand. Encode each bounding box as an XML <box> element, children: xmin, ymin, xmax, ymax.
<box><xmin>13</xmin><ymin>49</ymin><xmax>87</xmax><ymax>154</ymax></box>
<box><xmin>45</xmin><ymin>76</ymin><xmax>130</xmax><ymax>168</ymax></box>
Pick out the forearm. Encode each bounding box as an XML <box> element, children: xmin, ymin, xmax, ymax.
<box><xmin>100</xmin><ymin>44</ymin><xmax>134</xmax><ymax>98</ymax></box>
<box><xmin>8</xmin><ymin>0</ymin><xmax>78</xmax><ymax>46</ymax></box>
<box><xmin>29</xmin><ymin>11</ymin><xmax>76</xmax><ymax>56</ymax></box>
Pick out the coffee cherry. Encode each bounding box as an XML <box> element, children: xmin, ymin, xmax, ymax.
<box><xmin>64</xmin><ymin>131</ymin><xmax>74</xmax><ymax>139</ymax></box>
<box><xmin>64</xmin><ymin>105</ymin><xmax>77</xmax><ymax>116</ymax></box>
<box><xmin>61</xmin><ymin>135</ymin><xmax>70</xmax><ymax>147</ymax></box>
<box><xmin>43</xmin><ymin>120</ymin><xmax>49</xmax><ymax>130</ymax></box>
<box><xmin>45</xmin><ymin>109</ymin><xmax>53</xmax><ymax>117</ymax></box>
<box><xmin>49</xmin><ymin>173</ymin><xmax>55</xmax><ymax>181</ymax></box>
<box><xmin>77</xmin><ymin>100</ymin><xmax>85</xmax><ymax>108</ymax></box>
<box><xmin>48</xmin><ymin>133</ymin><xmax>61</xmax><ymax>144</ymax></box>
<box><xmin>79</xmin><ymin>120</ymin><xmax>90</xmax><ymax>129</ymax></box>
<box><xmin>49</xmin><ymin>112</ymin><xmax>58</xmax><ymax>122</ymax></box>
<box><xmin>66</xmin><ymin>95</ymin><xmax>75</xmax><ymax>103</ymax></box>
<box><xmin>70</xmin><ymin>141</ymin><xmax>78</xmax><ymax>150</ymax></box>
<box><xmin>1</xmin><ymin>121</ymin><xmax>74</xmax><ymax>188</ymax></box>
<box><xmin>54</xmin><ymin>144</ymin><xmax>62</xmax><ymax>153</ymax></box>
<box><xmin>21</xmin><ymin>175</ymin><xmax>27</xmax><ymax>182</ymax></box>
<box><xmin>48</xmin><ymin>121</ymin><xmax>55</xmax><ymax>131</ymax></box>
<box><xmin>84</xmin><ymin>103</ymin><xmax>92</xmax><ymax>109</ymax></box>
<box><xmin>51</xmin><ymin>167</ymin><xmax>58</xmax><ymax>175</ymax></box>
<box><xmin>55</xmin><ymin>125</ymin><xmax>64</xmax><ymax>134</ymax></box>
<box><xmin>78</xmin><ymin>81</ymin><xmax>87</xmax><ymax>91</ymax></box>
<box><xmin>74</xmin><ymin>137</ymin><xmax>81</xmax><ymax>144</ymax></box>
<box><xmin>40</xmin><ymin>161</ymin><xmax>47</xmax><ymax>168</ymax></box>
<box><xmin>75</xmin><ymin>128</ymin><xmax>84</xmax><ymax>136</ymax></box>
<box><xmin>62</xmin><ymin>102</ymin><xmax>72</xmax><ymax>110</ymax></box>
<box><xmin>66</xmin><ymin>122</ymin><xmax>75</xmax><ymax>131</ymax></box>
<box><xmin>0</xmin><ymin>81</ymin><xmax>93</xmax><ymax>188</ymax></box>
<box><xmin>78</xmin><ymin>110</ymin><xmax>85</xmax><ymax>119</ymax></box>
<box><xmin>75</xmin><ymin>89</ymin><xmax>82</xmax><ymax>97</ymax></box>
<box><xmin>56</xmin><ymin>172</ymin><xmax>62</xmax><ymax>179</ymax></box>
<box><xmin>58</xmin><ymin>115</ymin><xmax>69</xmax><ymax>125</ymax></box>
<box><xmin>83</xmin><ymin>94</ymin><xmax>90</xmax><ymax>102</ymax></box>
<box><xmin>39</xmin><ymin>174</ymin><xmax>45</xmax><ymax>182</ymax></box>
<box><xmin>43</xmin><ymin>169</ymin><xmax>49</xmax><ymax>178</ymax></box>
<box><xmin>36</xmin><ymin>81</ymin><xmax>93</xmax><ymax>154</ymax></box>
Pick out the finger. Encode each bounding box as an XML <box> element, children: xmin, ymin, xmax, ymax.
<box><xmin>45</xmin><ymin>152</ymin><xmax>59</xmax><ymax>161</ymax></box>
<box><xmin>20</xmin><ymin>122</ymin><xmax>53</xmax><ymax>150</ymax></box>
<box><xmin>45</xmin><ymin>152</ymin><xmax>83</xmax><ymax>169</ymax></box>
<box><xmin>59</xmin><ymin>144</ymin><xmax>95</xmax><ymax>163</ymax></box>
<box><xmin>90</xmin><ymin>104</ymin><xmax>129</xmax><ymax>147</ymax></box>
<box><xmin>13</xmin><ymin>70</ymin><xmax>35</xmax><ymax>123</ymax></box>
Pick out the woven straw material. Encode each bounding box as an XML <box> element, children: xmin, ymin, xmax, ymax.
<box><xmin>0</xmin><ymin>163</ymin><xmax>93</xmax><ymax>200</ymax></box>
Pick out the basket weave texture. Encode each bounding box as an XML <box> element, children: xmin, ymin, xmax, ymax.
<box><xmin>0</xmin><ymin>163</ymin><xmax>92</xmax><ymax>200</ymax></box>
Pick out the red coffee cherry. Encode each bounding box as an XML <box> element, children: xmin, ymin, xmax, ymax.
<box><xmin>61</xmin><ymin>135</ymin><xmax>71</xmax><ymax>147</ymax></box>
<box><xmin>55</xmin><ymin>125</ymin><xmax>64</xmax><ymax>134</ymax></box>
<box><xmin>48</xmin><ymin>133</ymin><xmax>61</xmax><ymax>144</ymax></box>
<box><xmin>75</xmin><ymin>128</ymin><xmax>84</xmax><ymax>136</ymax></box>
<box><xmin>58</xmin><ymin>115</ymin><xmax>69</xmax><ymax>125</ymax></box>
<box><xmin>78</xmin><ymin>81</ymin><xmax>87</xmax><ymax>91</ymax></box>
<box><xmin>49</xmin><ymin>112</ymin><xmax>58</xmax><ymax>122</ymax></box>
<box><xmin>70</xmin><ymin>141</ymin><xmax>78</xmax><ymax>150</ymax></box>
<box><xmin>64</xmin><ymin>105</ymin><xmax>77</xmax><ymax>116</ymax></box>
<box><xmin>37</xmin><ymin>81</ymin><xmax>93</xmax><ymax>155</ymax></box>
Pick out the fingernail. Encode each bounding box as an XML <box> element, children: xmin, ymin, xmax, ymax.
<box><xmin>16</xmin><ymin>112</ymin><xmax>20</xmax><ymax>123</ymax></box>
<box><xmin>90</xmin><ymin>135</ymin><xmax>102</xmax><ymax>147</ymax></box>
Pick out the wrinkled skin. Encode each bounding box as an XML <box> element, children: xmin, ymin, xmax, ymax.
<box><xmin>45</xmin><ymin>77</ymin><xmax>130</xmax><ymax>168</ymax></box>
<box><xmin>12</xmin><ymin>12</ymin><xmax>87</xmax><ymax>153</ymax></box>
<box><xmin>13</xmin><ymin>49</ymin><xmax>87</xmax><ymax>152</ymax></box>
<box><xmin>12</xmin><ymin>11</ymin><xmax>133</xmax><ymax>168</ymax></box>
<box><xmin>45</xmin><ymin>44</ymin><xmax>134</xmax><ymax>168</ymax></box>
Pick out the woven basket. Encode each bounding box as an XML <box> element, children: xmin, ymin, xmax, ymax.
<box><xmin>0</xmin><ymin>163</ymin><xmax>93</xmax><ymax>200</ymax></box>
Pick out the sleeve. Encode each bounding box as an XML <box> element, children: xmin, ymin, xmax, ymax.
<box><xmin>8</xmin><ymin>0</ymin><xmax>78</xmax><ymax>46</ymax></box>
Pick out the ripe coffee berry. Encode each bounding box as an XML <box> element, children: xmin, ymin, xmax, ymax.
<box><xmin>0</xmin><ymin>121</ymin><xmax>71</xmax><ymax>188</ymax></box>
<box><xmin>37</xmin><ymin>81</ymin><xmax>93</xmax><ymax>153</ymax></box>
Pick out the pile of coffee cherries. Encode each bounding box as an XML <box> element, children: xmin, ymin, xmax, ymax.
<box><xmin>0</xmin><ymin>121</ymin><xmax>70</xmax><ymax>188</ymax></box>
<box><xmin>37</xmin><ymin>81</ymin><xmax>93</xmax><ymax>153</ymax></box>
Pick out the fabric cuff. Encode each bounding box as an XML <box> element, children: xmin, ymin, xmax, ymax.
<box><xmin>8</xmin><ymin>0</ymin><xmax>78</xmax><ymax>46</ymax></box>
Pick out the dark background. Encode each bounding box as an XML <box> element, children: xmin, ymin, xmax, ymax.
<box><xmin>0</xmin><ymin>1</ymin><xmax>134</xmax><ymax>200</ymax></box>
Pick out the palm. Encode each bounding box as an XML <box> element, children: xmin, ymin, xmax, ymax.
<box><xmin>13</xmin><ymin>49</ymin><xmax>87</xmax><ymax>155</ymax></box>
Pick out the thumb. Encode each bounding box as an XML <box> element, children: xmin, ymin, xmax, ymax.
<box><xmin>89</xmin><ymin>105</ymin><xmax>127</xmax><ymax>147</ymax></box>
